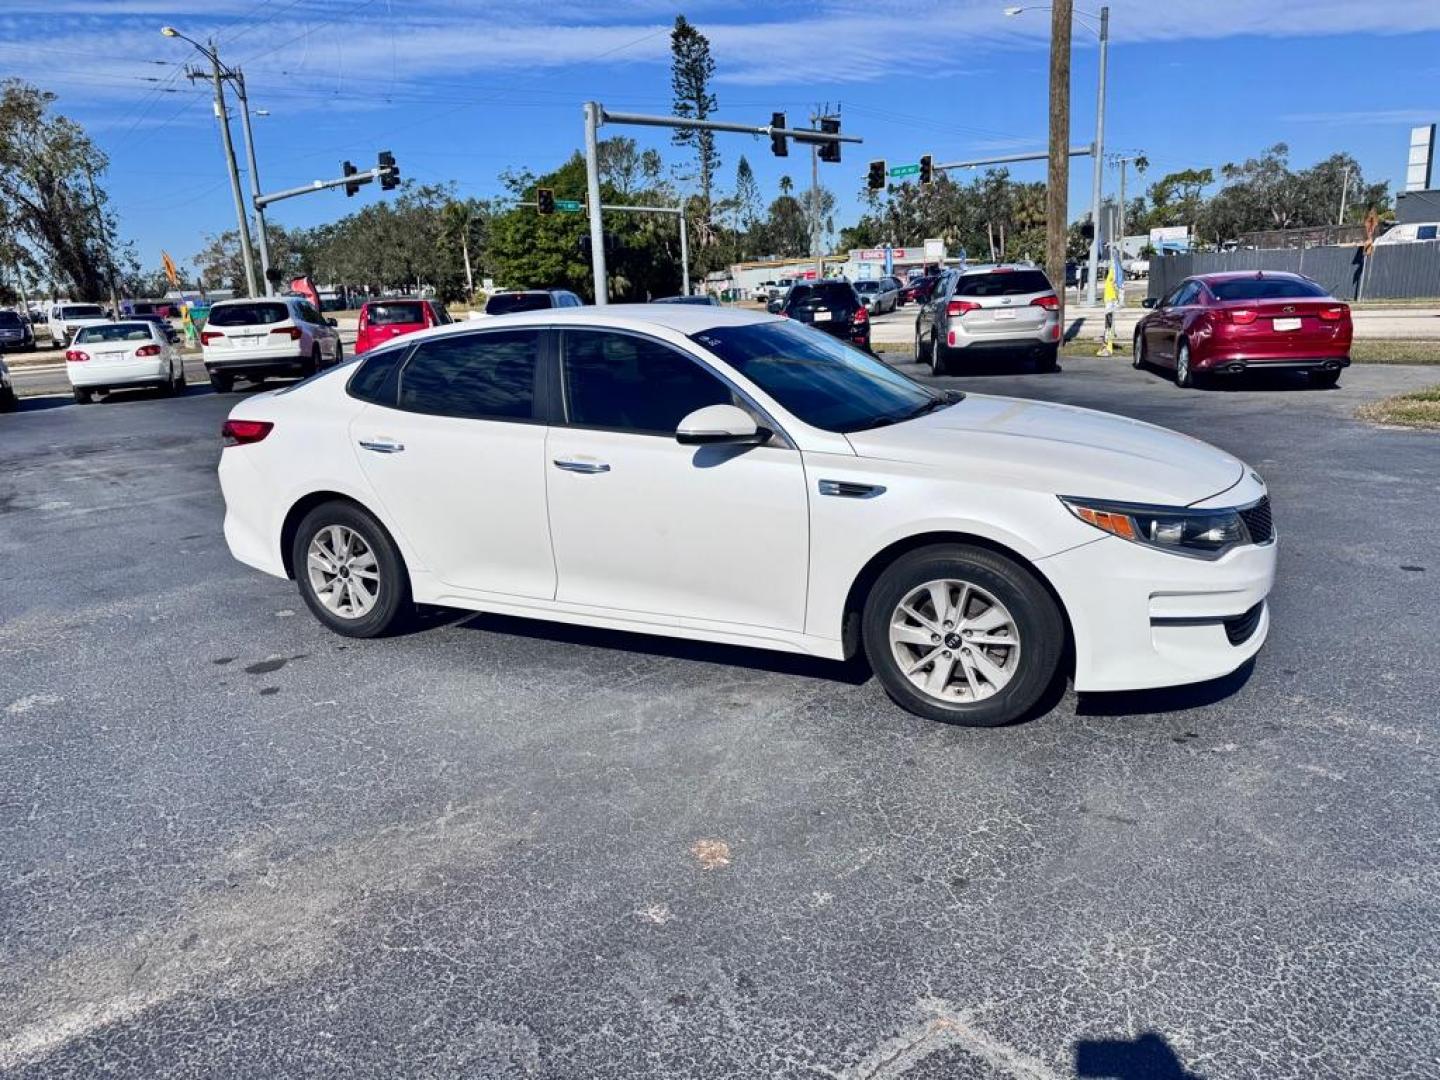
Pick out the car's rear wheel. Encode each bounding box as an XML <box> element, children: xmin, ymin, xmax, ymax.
<box><xmin>862</xmin><ymin>544</ymin><xmax>1065</xmax><ymax>727</ymax></box>
<box><xmin>208</xmin><ymin>370</ymin><xmax>234</xmax><ymax>393</ymax></box>
<box><xmin>72</xmin><ymin>387</ymin><xmax>92</xmax><ymax>405</ymax></box>
<box><xmin>0</xmin><ymin>385</ymin><xmax>17</xmax><ymax>412</ymax></box>
<box><xmin>1037</xmin><ymin>343</ymin><xmax>1060</xmax><ymax>372</ymax></box>
<box><xmin>1175</xmin><ymin>339</ymin><xmax>1196</xmax><ymax>388</ymax></box>
<box><xmin>302</xmin><ymin>347</ymin><xmax>320</xmax><ymax>378</ymax></box>
<box><xmin>292</xmin><ymin>501</ymin><xmax>410</xmax><ymax>638</ymax></box>
<box><xmin>1310</xmin><ymin>369</ymin><xmax>1341</xmax><ymax>389</ymax></box>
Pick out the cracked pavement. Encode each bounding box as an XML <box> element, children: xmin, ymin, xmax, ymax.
<box><xmin>1</xmin><ymin>360</ymin><xmax>1437</xmax><ymax>1077</ymax></box>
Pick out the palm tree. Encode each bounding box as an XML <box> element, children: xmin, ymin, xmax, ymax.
<box><xmin>438</xmin><ymin>200</ymin><xmax>478</xmax><ymax>299</ymax></box>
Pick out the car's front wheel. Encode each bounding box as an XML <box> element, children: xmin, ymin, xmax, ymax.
<box><xmin>862</xmin><ymin>544</ymin><xmax>1064</xmax><ymax>726</ymax></box>
<box><xmin>1175</xmin><ymin>339</ymin><xmax>1196</xmax><ymax>388</ymax></box>
<box><xmin>292</xmin><ymin>500</ymin><xmax>410</xmax><ymax>638</ymax></box>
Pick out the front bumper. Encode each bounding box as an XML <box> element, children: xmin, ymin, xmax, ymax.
<box><xmin>1039</xmin><ymin>533</ymin><xmax>1277</xmax><ymax>692</ymax></box>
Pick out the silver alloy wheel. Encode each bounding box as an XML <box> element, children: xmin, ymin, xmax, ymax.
<box><xmin>306</xmin><ymin>524</ymin><xmax>380</xmax><ymax>619</ymax></box>
<box><xmin>889</xmin><ymin>578</ymin><xmax>1022</xmax><ymax>703</ymax></box>
<box><xmin>1176</xmin><ymin>341</ymin><xmax>1191</xmax><ymax>386</ymax></box>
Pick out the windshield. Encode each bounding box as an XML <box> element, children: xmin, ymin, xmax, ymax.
<box><xmin>486</xmin><ymin>292</ymin><xmax>552</xmax><ymax>315</ymax></box>
<box><xmin>691</xmin><ymin>321</ymin><xmax>944</xmax><ymax>433</ymax></box>
<box><xmin>208</xmin><ymin>302</ymin><xmax>289</xmax><ymax>326</ymax></box>
<box><xmin>61</xmin><ymin>305</ymin><xmax>105</xmax><ymax>319</ymax></box>
<box><xmin>1209</xmin><ymin>278</ymin><xmax>1328</xmax><ymax>301</ymax></box>
<box><xmin>367</xmin><ymin>301</ymin><xmax>425</xmax><ymax>325</ymax></box>
<box><xmin>76</xmin><ymin>323</ymin><xmax>153</xmax><ymax>343</ymax></box>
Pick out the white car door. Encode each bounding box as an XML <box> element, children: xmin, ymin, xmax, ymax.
<box><xmin>349</xmin><ymin>328</ymin><xmax>556</xmax><ymax>600</ymax></box>
<box><xmin>545</xmin><ymin>327</ymin><xmax>809</xmax><ymax>632</ymax></box>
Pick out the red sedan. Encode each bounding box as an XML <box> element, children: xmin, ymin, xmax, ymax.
<box><xmin>1134</xmin><ymin>271</ymin><xmax>1351</xmax><ymax>388</ymax></box>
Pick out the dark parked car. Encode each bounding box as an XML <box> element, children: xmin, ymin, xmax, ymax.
<box><xmin>1134</xmin><ymin>271</ymin><xmax>1352</xmax><ymax>388</ymax></box>
<box><xmin>780</xmin><ymin>280</ymin><xmax>870</xmax><ymax>351</ymax></box>
<box><xmin>655</xmin><ymin>294</ymin><xmax>721</xmax><ymax>306</ymax></box>
<box><xmin>900</xmin><ymin>275</ymin><xmax>941</xmax><ymax>305</ymax></box>
<box><xmin>0</xmin><ymin>308</ymin><xmax>37</xmax><ymax>351</ymax></box>
<box><xmin>483</xmin><ymin>289</ymin><xmax>584</xmax><ymax>315</ymax></box>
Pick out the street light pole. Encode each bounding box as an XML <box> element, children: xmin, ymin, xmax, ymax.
<box><xmin>1085</xmin><ymin>7</ymin><xmax>1108</xmax><ymax>308</ymax></box>
<box><xmin>230</xmin><ymin>68</ymin><xmax>275</xmax><ymax>295</ymax></box>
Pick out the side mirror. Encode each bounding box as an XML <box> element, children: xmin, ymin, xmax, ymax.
<box><xmin>676</xmin><ymin>404</ymin><xmax>770</xmax><ymax>447</ymax></box>
<box><xmin>766</xmin><ymin>298</ymin><xmax>784</xmax><ymax>314</ymax></box>
<box><xmin>1141</xmin><ymin>297</ymin><xmax>1159</xmax><ymax>309</ymax></box>
<box><xmin>326</xmin><ymin>317</ymin><xmax>338</xmax><ymax>327</ymax></box>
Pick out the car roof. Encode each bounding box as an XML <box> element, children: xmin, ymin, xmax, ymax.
<box><xmin>959</xmin><ymin>263</ymin><xmax>1041</xmax><ymax>276</ymax></box>
<box><xmin>376</xmin><ymin>303</ymin><xmax>781</xmax><ymax>350</ymax></box>
<box><xmin>211</xmin><ymin>296</ymin><xmax>294</xmax><ymax>306</ymax></box>
<box><xmin>1191</xmin><ymin>270</ymin><xmax>1310</xmax><ymax>282</ymax></box>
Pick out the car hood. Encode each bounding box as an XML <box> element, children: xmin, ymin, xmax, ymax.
<box><xmin>845</xmin><ymin>393</ymin><xmax>1245</xmax><ymax>506</ymax></box>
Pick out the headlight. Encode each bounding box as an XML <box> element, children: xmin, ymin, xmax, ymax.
<box><xmin>1060</xmin><ymin>496</ymin><xmax>1250</xmax><ymax>559</ymax></box>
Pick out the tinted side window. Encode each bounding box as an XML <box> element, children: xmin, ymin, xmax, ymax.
<box><xmin>562</xmin><ymin>330</ymin><xmax>732</xmax><ymax>435</ymax></box>
<box><xmin>397</xmin><ymin>331</ymin><xmax>539</xmax><ymax>420</ymax></box>
<box><xmin>1173</xmin><ymin>283</ymin><xmax>1201</xmax><ymax>306</ymax></box>
<box><xmin>348</xmin><ymin>348</ymin><xmax>406</xmax><ymax>405</ymax></box>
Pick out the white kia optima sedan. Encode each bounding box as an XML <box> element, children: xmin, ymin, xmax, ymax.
<box><xmin>218</xmin><ymin>305</ymin><xmax>1276</xmax><ymax>726</ymax></box>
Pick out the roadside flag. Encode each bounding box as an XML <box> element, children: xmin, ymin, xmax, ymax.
<box><xmin>161</xmin><ymin>250</ymin><xmax>179</xmax><ymax>287</ymax></box>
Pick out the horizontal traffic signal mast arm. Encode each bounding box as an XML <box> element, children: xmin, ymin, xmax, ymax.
<box><xmin>598</xmin><ymin>108</ymin><xmax>862</xmax><ymax>146</ymax></box>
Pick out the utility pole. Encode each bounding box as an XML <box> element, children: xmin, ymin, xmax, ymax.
<box><xmin>811</xmin><ymin>108</ymin><xmax>823</xmax><ymax>282</ymax></box>
<box><xmin>1046</xmin><ymin>0</ymin><xmax>1073</xmax><ymax>328</ymax></box>
<box><xmin>583</xmin><ymin>102</ymin><xmax>607</xmax><ymax>305</ymax></box>
<box><xmin>186</xmin><ymin>43</ymin><xmax>257</xmax><ymax>296</ymax></box>
<box><xmin>1085</xmin><ymin>6</ymin><xmax>1109</xmax><ymax>308</ymax></box>
<box><xmin>83</xmin><ymin>167</ymin><xmax>121</xmax><ymax>315</ymax></box>
<box><xmin>1109</xmin><ymin>152</ymin><xmax>1144</xmax><ymax>264</ymax></box>
<box><xmin>230</xmin><ymin>68</ymin><xmax>274</xmax><ymax>295</ymax></box>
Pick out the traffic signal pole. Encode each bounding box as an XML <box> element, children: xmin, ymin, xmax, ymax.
<box><xmin>583</xmin><ymin>102</ymin><xmax>859</xmax><ymax>304</ymax></box>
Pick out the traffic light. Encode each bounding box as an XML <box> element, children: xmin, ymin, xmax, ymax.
<box><xmin>536</xmin><ymin>188</ymin><xmax>555</xmax><ymax>215</ymax></box>
<box><xmin>867</xmin><ymin>160</ymin><xmax>886</xmax><ymax>192</ymax></box>
<box><xmin>919</xmin><ymin>154</ymin><xmax>933</xmax><ymax>186</ymax></box>
<box><xmin>818</xmin><ymin>117</ymin><xmax>841</xmax><ymax>164</ymax></box>
<box><xmin>770</xmin><ymin>112</ymin><xmax>788</xmax><ymax>158</ymax></box>
<box><xmin>342</xmin><ymin>160</ymin><xmax>360</xmax><ymax>197</ymax></box>
<box><xmin>378</xmin><ymin>149</ymin><xmax>399</xmax><ymax>191</ymax></box>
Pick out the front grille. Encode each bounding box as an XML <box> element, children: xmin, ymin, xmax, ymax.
<box><xmin>1224</xmin><ymin>602</ymin><xmax>1265</xmax><ymax>646</ymax></box>
<box><xmin>1239</xmin><ymin>496</ymin><xmax>1273</xmax><ymax>544</ymax></box>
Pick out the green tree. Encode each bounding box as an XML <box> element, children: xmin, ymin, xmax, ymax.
<box><xmin>670</xmin><ymin>15</ymin><xmax>719</xmax><ymax>228</ymax></box>
<box><xmin>0</xmin><ymin>79</ymin><xmax>114</xmax><ymax>300</ymax></box>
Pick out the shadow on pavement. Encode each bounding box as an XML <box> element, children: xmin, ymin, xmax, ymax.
<box><xmin>1075</xmin><ymin>659</ymin><xmax>1255</xmax><ymax>717</ymax></box>
<box><xmin>448</xmin><ymin>609</ymin><xmax>873</xmax><ymax>686</ymax></box>
<box><xmin>1076</xmin><ymin>1032</ymin><xmax>1206</xmax><ymax>1079</ymax></box>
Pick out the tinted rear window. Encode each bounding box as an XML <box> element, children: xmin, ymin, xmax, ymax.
<box><xmin>954</xmin><ymin>270</ymin><xmax>1052</xmax><ymax>297</ymax></box>
<box><xmin>787</xmin><ymin>283</ymin><xmax>858</xmax><ymax>310</ymax></box>
<box><xmin>485</xmin><ymin>293</ymin><xmax>553</xmax><ymax>315</ymax></box>
<box><xmin>76</xmin><ymin>324</ymin><xmax>153</xmax><ymax>343</ymax></box>
<box><xmin>0</xmin><ymin>311</ymin><xmax>21</xmax><ymax>326</ymax></box>
<box><xmin>61</xmin><ymin>305</ymin><xmax>105</xmax><ymax>319</ymax></box>
<box><xmin>367</xmin><ymin>302</ymin><xmax>425</xmax><ymax>326</ymax></box>
<box><xmin>207</xmin><ymin>302</ymin><xmax>290</xmax><ymax>326</ymax></box>
<box><xmin>1208</xmin><ymin>278</ymin><xmax>1328</xmax><ymax>301</ymax></box>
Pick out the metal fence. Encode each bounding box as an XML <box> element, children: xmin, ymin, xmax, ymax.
<box><xmin>1148</xmin><ymin>240</ymin><xmax>1440</xmax><ymax>302</ymax></box>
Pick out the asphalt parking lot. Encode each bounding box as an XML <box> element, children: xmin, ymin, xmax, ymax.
<box><xmin>1</xmin><ymin>357</ymin><xmax>1437</xmax><ymax>1078</ymax></box>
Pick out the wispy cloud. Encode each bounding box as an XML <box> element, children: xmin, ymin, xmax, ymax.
<box><xmin>1281</xmin><ymin>108</ymin><xmax>1439</xmax><ymax>127</ymax></box>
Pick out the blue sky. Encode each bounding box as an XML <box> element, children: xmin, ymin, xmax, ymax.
<box><xmin>2</xmin><ymin>0</ymin><xmax>1439</xmax><ymax>276</ymax></box>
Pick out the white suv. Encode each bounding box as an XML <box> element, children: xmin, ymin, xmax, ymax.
<box><xmin>201</xmin><ymin>296</ymin><xmax>342</xmax><ymax>392</ymax></box>
<box><xmin>48</xmin><ymin>303</ymin><xmax>110</xmax><ymax>347</ymax></box>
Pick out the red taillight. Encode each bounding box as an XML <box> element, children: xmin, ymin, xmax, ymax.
<box><xmin>947</xmin><ymin>299</ymin><xmax>980</xmax><ymax>318</ymax></box>
<box><xmin>1318</xmin><ymin>305</ymin><xmax>1348</xmax><ymax>322</ymax></box>
<box><xmin>135</xmin><ymin>344</ymin><xmax>161</xmax><ymax>357</ymax></box>
<box><xmin>201</xmin><ymin>330</ymin><xmax>223</xmax><ymax>345</ymax></box>
<box><xmin>853</xmin><ymin>305</ymin><xmax>868</xmax><ymax>324</ymax></box>
<box><xmin>221</xmin><ymin>419</ymin><xmax>274</xmax><ymax>447</ymax></box>
<box><xmin>1030</xmin><ymin>294</ymin><xmax>1059</xmax><ymax>311</ymax></box>
<box><xmin>65</xmin><ymin>349</ymin><xmax>89</xmax><ymax>362</ymax></box>
<box><xmin>1228</xmin><ymin>309</ymin><xmax>1258</xmax><ymax>325</ymax></box>
<box><xmin>270</xmin><ymin>326</ymin><xmax>303</xmax><ymax>340</ymax></box>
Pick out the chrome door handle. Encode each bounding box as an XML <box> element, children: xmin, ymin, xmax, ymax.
<box><xmin>553</xmin><ymin>459</ymin><xmax>610</xmax><ymax>474</ymax></box>
<box><xmin>359</xmin><ymin>439</ymin><xmax>405</xmax><ymax>454</ymax></box>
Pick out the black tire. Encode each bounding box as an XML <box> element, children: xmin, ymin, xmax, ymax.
<box><xmin>0</xmin><ymin>386</ymin><xmax>17</xmax><ymax>412</ymax></box>
<box><xmin>176</xmin><ymin>364</ymin><xmax>187</xmax><ymax>390</ymax></box>
<box><xmin>208</xmin><ymin>370</ymin><xmax>234</xmax><ymax>393</ymax></box>
<box><xmin>1310</xmin><ymin>369</ymin><xmax>1341</xmax><ymax>389</ymax></box>
<box><xmin>861</xmin><ymin>544</ymin><xmax>1065</xmax><ymax>727</ymax></box>
<box><xmin>1174</xmin><ymin>338</ymin><xmax>1195</xmax><ymax>388</ymax></box>
<box><xmin>932</xmin><ymin>337</ymin><xmax>953</xmax><ymax>377</ymax></box>
<box><xmin>332</xmin><ymin>341</ymin><xmax>343</xmax><ymax>366</ymax></box>
<box><xmin>1037</xmin><ymin>343</ymin><xmax>1060</xmax><ymax>373</ymax></box>
<box><xmin>72</xmin><ymin>386</ymin><xmax>92</xmax><ymax>405</ymax></box>
<box><xmin>292</xmin><ymin>500</ymin><xmax>410</xmax><ymax>639</ymax></box>
<box><xmin>302</xmin><ymin>347</ymin><xmax>320</xmax><ymax>378</ymax></box>
<box><xmin>1133</xmin><ymin>330</ymin><xmax>1147</xmax><ymax>369</ymax></box>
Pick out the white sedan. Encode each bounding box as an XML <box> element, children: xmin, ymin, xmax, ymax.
<box><xmin>218</xmin><ymin>306</ymin><xmax>1276</xmax><ymax>726</ymax></box>
<box><xmin>66</xmin><ymin>321</ymin><xmax>186</xmax><ymax>403</ymax></box>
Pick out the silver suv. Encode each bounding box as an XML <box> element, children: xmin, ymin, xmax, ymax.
<box><xmin>914</xmin><ymin>264</ymin><xmax>1061</xmax><ymax>375</ymax></box>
